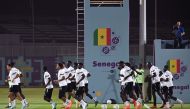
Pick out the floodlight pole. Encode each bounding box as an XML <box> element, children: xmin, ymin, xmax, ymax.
<box><xmin>155</xmin><ymin>0</ymin><xmax>157</xmax><ymax>39</ymax></box>
<box><xmin>139</xmin><ymin>0</ymin><xmax>146</xmax><ymax>100</ymax></box>
<box><xmin>139</xmin><ymin>0</ymin><xmax>146</xmax><ymax>66</ymax></box>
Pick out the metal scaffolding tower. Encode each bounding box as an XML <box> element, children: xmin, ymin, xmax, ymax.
<box><xmin>76</xmin><ymin>0</ymin><xmax>85</xmax><ymax>62</ymax></box>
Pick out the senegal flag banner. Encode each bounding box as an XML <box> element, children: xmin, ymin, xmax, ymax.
<box><xmin>94</xmin><ymin>28</ymin><xmax>111</xmax><ymax>46</ymax></box>
<box><xmin>167</xmin><ymin>59</ymin><xmax>180</xmax><ymax>74</ymax></box>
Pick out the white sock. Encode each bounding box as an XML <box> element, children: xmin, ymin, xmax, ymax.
<box><xmin>21</xmin><ymin>100</ymin><xmax>26</xmax><ymax>106</ymax></box>
<box><xmin>177</xmin><ymin>99</ymin><xmax>183</xmax><ymax>104</ymax></box>
<box><xmin>80</xmin><ymin>100</ymin><xmax>87</xmax><ymax>108</ymax></box>
<box><xmin>80</xmin><ymin>100</ymin><xmax>85</xmax><ymax>105</ymax></box>
<box><xmin>24</xmin><ymin>99</ymin><xmax>28</xmax><ymax>105</ymax></box>
<box><xmin>11</xmin><ymin>101</ymin><xmax>16</xmax><ymax>107</ymax></box>
<box><xmin>13</xmin><ymin>100</ymin><xmax>16</xmax><ymax>107</ymax></box>
<box><xmin>137</xmin><ymin>98</ymin><xmax>142</xmax><ymax>103</ymax></box>
<box><xmin>50</xmin><ymin>101</ymin><xmax>56</xmax><ymax>108</ymax></box>
<box><xmin>144</xmin><ymin>104</ymin><xmax>150</xmax><ymax>109</ymax></box>
<box><xmin>165</xmin><ymin>102</ymin><xmax>170</xmax><ymax>108</ymax></box>
<box><xmin>124</xmin><ymin>101</ymin><xmax>130</xmax><ymax>105</ymax></box>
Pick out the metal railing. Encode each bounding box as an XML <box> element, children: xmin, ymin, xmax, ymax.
<box><xmin>90</xmin><ymin>0</ymin><xmax>123</xmax><ymax>7</ymax></box>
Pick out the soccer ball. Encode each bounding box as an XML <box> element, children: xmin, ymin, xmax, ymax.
<box><xmin>106</xmin><ymin>100</ymin><xmax>112</xmax><ymax>104</ymax></box>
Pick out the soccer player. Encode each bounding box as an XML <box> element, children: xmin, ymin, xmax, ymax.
<box><xmin>67</xmin><ymin>61</ymin><xmax>77</xmax><ymax>91</ymax></box>
<box><xmin>54</xmin><ymin>63</ymin><xmax>72</xmax><ymax>109</ymax></box>
<box><xmin>12</xmin><ymin>62</ymin><xmax>29</xmax><ymax>106</ymax></box>
<box><xmin>159</xmin><ymin>67</ymin><xmax>170</xmax><ymax>108</ymax></box>
<box><xmin>147</xmin><ymin>62</ymin><xmax>166</xmax><ymax>109</ymax></box>
<box><xmin>6</xmin><ymin>63</ymin><xmax>27</xmax><ymax>109</ymax></box>
<box><xmin>5</xmin><ymin>66</ymin><xmax>15</xmax><ymax>109</ymax></box>
<box><xmin>118</xmin><ymin>61</ymin><xmax>141</xmax><ymax>109</ymax></box>
<box><xmin>75</xmin><ymin>63</ymin><xmax>87</xmax><ymax>109</ymax></box>
<box><xmin>82</xmin><ymin>64</ymin><xmax>98</xmax><ymax>107</ymax></box>
<box><xmin>43</xmin><ymin>66</ymin><xmax>56</xmax><ymax>109</ymax></box>
<box><xmin>70</xmin><ymin>62</ymin><xmax>79</xmax><ymax>108</ymax></box>
<box><xmin>66</xmin><ymin>61</ymin><xmax>76</xmax><ymax>100</ymax></box>
<box><xmin>118</xmin><ymin>62</ymin><xmax>127</xmax><ymax>103</ymax></box>
<box><xmin>134</xmin><ymin>64</ymin><xmax>144</xmax><ymax>99</ymax></box>
<box><xmin>133</xmin><ymin>64</ymin><xmax>150</xmax><ymax>109</ymax></box>
<box><xmin>5</xmin><ymin>62</ymin><xmax>29</xmax><ymax>108</ymax></box>
<box><xmin>163</xmin><ymin>65</ymin><xmax>183</xmax><ymax>108</ymax></box>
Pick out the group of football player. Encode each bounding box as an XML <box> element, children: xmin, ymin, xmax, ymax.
<box><xmin>5</xmin><ymin>60</ymin><xmax>183</xmax><ymax>109</ymax></box>
<box><xmin>117</xmin><ymin>61</ymin><xmax>183</xmax><ymax>109</ymax></box>
<box><xmin>5</xmin><ymin>61</ymin><xmax>98</xmax><ymax>109</ymax></box>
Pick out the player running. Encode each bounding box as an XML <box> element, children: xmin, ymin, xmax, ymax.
<box><xmin>75</xmin><ymin>63</ymin><xmax>88</xmax><ymax>109</ymax></box>
<box><xmin>159</xmin><ymin>66</ymin><xmax>170</xmax><ymax>108</ymax></box>
<box><xmin>82</xmin><ymin>65</ymin><xmax>99</xmax><ymax>107</ymax></box>
<box><xmin>54</xmin><ymin>63</ymin><xmax>72</xmax><ymax>109</ymax></box>
<box><xmin>5</xmin><ymin>62</ymin><xmax>29</xmax><ymax>108</ymax></box>
<box><xmin>13</xmin><ymin>63</ymin><xmax>29</xmax><ymax>106</ymax></box>
<box><xmin>65</xmin><ymin>61</ymin><xmax>76</xmax><ymax>100</ymax></box>
<box><xmin>6</xmin><ymin>63</ymin><xmax>28</xmax><ymax>109</ymax></box>
<box><xmin>118</xmin><ymin>61</ymin><xmax>142</xmax><ymax>109</ymax></box>
<box><xmin>134</xmin><ymin>64</ymin><xmax>144</xmax><ymax>99</ymax></box>
<box><xmin>43</xmin><ymin>66</ymin><xmax>56</xmax><ymax>109</ymax></box>
<box><xmin>163</xmin><ymin>65</ymin><xmax>183</xmax><ymax>108</ymax></box>
<box><xmin>146</xmin><ymin>62</ymin><xmax>166</xmax><ymax>109</ymax></box>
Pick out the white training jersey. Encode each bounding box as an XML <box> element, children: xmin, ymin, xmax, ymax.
<box><xmin>149</xmin><ymin>66</ymin><xmax>160</xmax><ymax>84</ymax></box>
<box><xmin>120</xmin><ymin>66</ymin><xmax>134</xmax><ymax>84</ymax></box>
<box><xmin>12</xmin><ymin>67</ymin><xmax>22</xmax><ymax>84</ymax></box>
<box><xmin>68</xmin><ymin>66</ymin><xmax>76</xmax><ymax>82</ymax></box>
<box><xmin>44</xmin><ymin>71</ymin><xmax>53</xmax><ymax>89</ymax></box>
<box><xmin>9</xmin><ymin>68</ymin><xmax>19</xmax><ymax>86</ymax></box>
<box><xmin>160</xmin><ymin>73</ymin><xmax>167</xmax><ymax>87</ymax></box>
<box><xmin>164</xmin><ymin>70</ymin><xmax>174</xmax><ymax>87</ymax></box>
<box><xmin>65</xmin><ymin>66</ymin><xmax>74</xmax><ymax>84</ymax></box>
<box><xmin>82</xmin><ymin>68</ymin><xmax>89</xmax><ymax>84</ymax></box>
<box><xmin>58</xmin><ymin>68</ymin><xmax>67</xmax><ymax>87</ymax></box>
<box><xmin>75</xmin><ymin>68</ymin><xmax>85</xmax><ymax>87</ymax></box>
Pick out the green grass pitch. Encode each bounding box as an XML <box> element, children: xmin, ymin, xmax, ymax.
<box><xmin>0</xmin><ymin>88</ymin><xmax>189</xmax><ymax>109</ymax></box>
